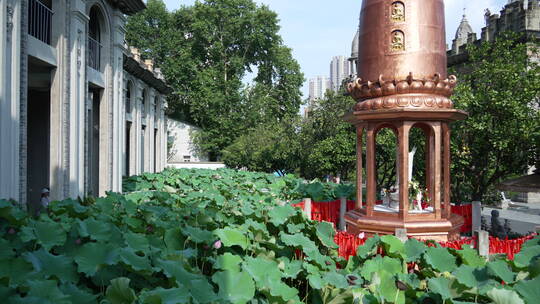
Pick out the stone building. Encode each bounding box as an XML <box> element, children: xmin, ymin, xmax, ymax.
<box><xmin>448</xmin><ymin>0</ymin><xmax>540</xmax><ymax>65</ymax></box>
<box><xmin>0</xmin><ymin>0</ymin><xmax>169</xmax><ymax>204</ymax></box>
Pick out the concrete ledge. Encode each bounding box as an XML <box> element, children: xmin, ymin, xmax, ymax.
<box><xmin>88</xmin><ymin>68</ymin><xmax>105</xmax><ymax>88</ymax></box>
<box><xmin>28</xmin><ymin>36</ymin><xmax>57</xmax><ymax>67</ymax></box>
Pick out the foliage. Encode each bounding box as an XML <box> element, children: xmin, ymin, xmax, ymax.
<box><xmin>1</xmin><ymin>168</ymin><xmax>539</xmax><ymax>303</ymax></box>
<box><xmin>126</xmin><ymin>0</ymin><xmax>304</xmax><ymax>159</ymax></box>
<box><xmin>299</xmin><ymin>91</ymin><xmax>357</xmax><ymax>180</ymax></box>
<box><xmin>450</xmin><ymin>32</ymin><xmax>540</xmax><ymax>201</ymax></box>
<box><xmin>222</xmin><ymin>117</ymin><xmax>302</xmax><ymax>175</ymax></box>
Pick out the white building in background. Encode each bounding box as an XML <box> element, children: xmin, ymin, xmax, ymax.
<box><xmin>329</xmin><ymin>55</ymin><xmax>349</xmax><ymax>92</ymax></box>
<box><xmin>0</xmin><ymin>0</ymin><xmax>168</xmax><ymax>204</ymax></box>
<box><xmin>166</xmin><ymin>119</ymin><xmax>225</xmax><ymax>169</ymax></box>
<box><xmin>308</xmin><ymin>76</ymin><xmax>330</xmax><ymax>102</ymax></box>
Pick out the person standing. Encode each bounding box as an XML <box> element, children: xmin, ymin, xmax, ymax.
<box><xmin>38</xmin><ymin>188</ymin><xmax>50</xmax><ymax>216</ymax></box>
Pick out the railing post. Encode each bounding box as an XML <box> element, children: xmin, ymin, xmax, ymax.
<box><xmin>395</xmin><ymin>228</ymin><xmax>408</xmax><ymax>243</ymax></box>
<box><xmin>339</xmin><ymin>197</ymin><xmax>346</xmax><ymax>231</ymax></box>
<box><xmin>476</xmin><ymin>230</ymin><xmax>490</xmax><ymax>258</ymax></box>
<box><xmin>472</xmin><ymin>201</ymin><xmax>482</xmax><ymax>233</ymax></box>
<box><xmin>304</xmin><ymin>198</ymin><xmax>312</xmax><ymax>220</ymax></box>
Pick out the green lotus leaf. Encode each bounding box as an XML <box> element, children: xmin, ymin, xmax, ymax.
<box><xmin>0</xmin><ymin>238</ymin><xmax>15</xmax><ymax>259</ymax></box>
<box><xmin>360</xmin><ymin>255</ymin><xmax>402</xmax><ymax>281</ymax></box>
<box><xmin>424</xmin><ymin>246</ymin><xmax>457</xmax><ymax>272</ymax></box>
<box><xmin>381</xmin><ymin>235</ymin><xmax>404</xmax><ymax>257</ymax></box>
<box><xmin>356</xmin><ymin>235</ymin><xmax>380</xmax><ymax>259</ymax></box>
<box><xmin>74</xmin><ymin>242</ymin><xmax>119</xmax><ymax>276</ymax></box>
<box><xmin>428</xmin><ymin>277</ymin><xmax>453</xmax><ymax>300</ymax></box>
<box><xmin>123</xmin><ymin>232</ymin><xmax>150</xmax><ymax>253</ymax></box>
<box><xmin>515</xmin><ymin>276</ymin><xmax>540</xmax><ymax>304</ymax></box>
<box><xmin>453</xmin><ymin>265</ymin><xmax>485</xmax><ymax>289</ymax></box>
<box><xmin>106</xmin><ymin>277</ymin><xmax>136</xmax><ymax>304</ymax></box>
<box><xmin>189</xmin><ymin>278</ymin><xmax>218</xmax><ymax>303</ymax></box>
<box><xmin>118</xmin><ymin>248</ymin><xmax>152</xmax><ymax>272</ymax></box>
<box><xmin>139</xmin><ymin>286</ymin><xmax>190</xmax><ymax>304</ymax></box>
<box><xmin>215</xmin><ymin>253</ymin><xmax>243</xmax><ymax>272</ymax></box>
<box><xmin>403</xmin><ymin>238</ymin><xmax>427</xmax><ymax>262</ymax></box>
<box><xmin>514</xmin><ymin>245</ymin><xmax>540</xmax><ymax>268</ymax></box>
<box><xmin>215</xmin><ymin>227</ymin><xmax>248</xmax><ymax>249</ymax></box>
<box><xmin>22</xmin><ymin>219</ymin><xmax>67</xmax><ymax>251</ymax></box>
<box><xmin>59</xmin><ymin>283</ymin><xmax>98</xmax><ymax>304</ymax></box>
<box><xmin>487</xmin><ymin>288</ymin><xmax>525</xmax><ymax>304</ymax></box>
<box><xmin>487</xmin><ymin>260</ymin><xmax>516</xmax><ymax>283</ymax></box>
<box><xmin>308</xmin><ymin>273</ymin><xmax>324</xmax><ymax>289</ymax></box>
<box><xmin>457</xmin><ymin>244</ymin><xmax>486</xmax><ymax>267</ymax></box>
<box><xmin>164</xmin><ymin>228</ymin><xmax>184</xmax><ymax>252</ymax></box>
<box><xmin>22</xmin><ymin>248</ymin><xmax>77</xmax><ymax>283</ymax></box>
<box><xmin>212</xmin><ymin>270</ymin><xmax>255</xmax><ymax>303</ymax></box>
<box><xmin>268</xmin><ymin>205</ymin><xmax>296</xmax><ymax>226</ymax></box>
<box><xmin>316</xmin><ymin>221</ymin><xmax>338</xmax><ymax>249</ymax></box>
<box><xmin>183</xmin><ymin>226</ymin><xmax>214</xmax><ymax>243</ymax></box>
<box><xmin>322</xmin><ymin>271</ymin><xmax>349</xmax><ymax>289</ymax></box>
<box><xmin>0</xmin><ymin>257</ymin><xmax>37</xmax><ymax>287</ymax></box>
<box><xmin>14</xmin><ymin>280</ymin><xmax>72</xmax><ymax>304</ymax></box>
<box><xmin>279</xmin><ymin>258</ymin><xmax>302</xmax><ymax>279</ymax></box>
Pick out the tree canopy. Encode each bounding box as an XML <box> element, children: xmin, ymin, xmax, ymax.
<box><xmin>450</xmin><ymin>32</ymin><xmax>540</xmax><ymax>201</ymax></box>
<box><xmin>126</xmin><ymin>0</ymin><xmax>304</xmax><ymax>159</ymax></box>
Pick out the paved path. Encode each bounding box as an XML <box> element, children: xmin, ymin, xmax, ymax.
<box><xmin>482</xmin><ymin>202</ymin><xmax>540</xmax><ymax>235</ymax></box>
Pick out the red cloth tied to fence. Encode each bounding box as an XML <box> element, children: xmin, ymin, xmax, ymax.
<box><xmin>333</xmin><ymin>231</ymin><xmax>537</xmax><ymax>260</ymax></box>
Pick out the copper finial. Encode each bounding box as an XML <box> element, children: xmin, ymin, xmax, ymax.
<box><xmin>348</xmin><ymin>0</ymin><xmax>456</xmax><ymax>111</ymax></box>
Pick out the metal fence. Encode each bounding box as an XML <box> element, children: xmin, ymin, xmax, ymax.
<box><xmin>28</xmin><ymin>0</ymin><xmax>53</xmax><ymax>45</ymax></box>
<box><xmin>88</xmin><ymin>37</ymin><xmax>102</xmax><ymax>71</ymax></box>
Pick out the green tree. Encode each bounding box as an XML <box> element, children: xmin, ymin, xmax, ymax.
<box><xmin>450</xmin><ymin>32</ymin><xmax>540</xmax><ymax>201</ymax></box>
<box><xmin>222</xmin><ymin>117</ymin><xmax>302</xmax><ymax>175</ymax></box>
<box><xmin>298</xmin><ymin>91</ymin><xmax>357</xmax><ymax>180</ymax></box>
<box><xmin>125</xmin><ymin>0</ymin><xmax>303</xmax><ymax>160</ymax></box>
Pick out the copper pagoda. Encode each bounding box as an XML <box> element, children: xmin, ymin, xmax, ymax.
<box><xmin>344</xmin><ymin>0</ymin><xmax>468</xmax><ymax>241</ymax></box>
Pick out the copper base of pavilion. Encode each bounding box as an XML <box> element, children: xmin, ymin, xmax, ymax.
<box><xmin>345</xmin><ymin>209</ymin><xmax>464</xmax><ymax>242</ymax></box>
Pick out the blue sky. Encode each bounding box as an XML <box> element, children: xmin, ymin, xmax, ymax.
<box><xmin>161</xmin><ymin>0</ymin><xmax>508</xmax><ymax>97</ymax></box>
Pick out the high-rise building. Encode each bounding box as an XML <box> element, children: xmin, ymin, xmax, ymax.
<box><xmin>330</xmin><ymin>56</ymin><xmax>350</xmax><ymax>92</ymax></box>
<box><xmin>308</xmin><ymin>76</ymin><xmax>330</xmax><ymax>102</ymax></box>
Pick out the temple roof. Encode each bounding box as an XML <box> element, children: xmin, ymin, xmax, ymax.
<box><xmin>454</xmin><ymin>13</ymin><xmax>474</xmax><ymax>40</ymax></box>
<box><xmin>497</xmin><ymin>173</ymin><xmax>540</xmax><ymax>193</ymax></box>
<box><xmin>351</xmin><ymin>29</ymin><xmax>359</xmax><ymax>58</ymax></box>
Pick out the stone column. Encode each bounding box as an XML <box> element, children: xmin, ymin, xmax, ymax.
<box><xmin>146</xmin><ymin>89</ymin><xmax>156</xmax><ymax>173</ymax></box>
<box><xmin>134</xmin><ymin>81</ymin><xmax>144</xmax><ymax>174</ymax></box>
<box><xmin>67</xmin><ymin>0</ymin><xmax>87</xmax><ymax>199</ymax></box>
<box><xmin>0</xmin><ymin>0</ymin><xmax>22</xmax><ymax>201</ymax></box>
<box><xmin>111</xmin><ymin>11</ymin><xmax>126</xmax><ymax>192</ymax></box>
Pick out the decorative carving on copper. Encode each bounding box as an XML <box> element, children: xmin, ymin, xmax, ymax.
<box><xmin>391</xmin><ymin>30</ymin><xmax>405</xmax><ymax>52</ymax></box>
<box><xmin>391</xmin><ymin>2</ymin><xmax>405</xmax><ymax>22</ymax></box>
<box><xmin>347</xmin><ymin>73</ymin><xmax>457</xmax><ymax>110</ymax></box>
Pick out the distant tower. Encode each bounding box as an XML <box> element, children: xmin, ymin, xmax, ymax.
<box><xmin>330</xmin><ymin>56</ymin><xmax>349</xmax><ymax>92</ymax></box>
<box><xmin>451</xmin><ymin>11</ymin><xmax>475</xmax><ymax>55</ymax></box>
<box><xmin>308</xmin><ymin>76</ymin><xmax>330</xmax><ymax>102</ymax></box>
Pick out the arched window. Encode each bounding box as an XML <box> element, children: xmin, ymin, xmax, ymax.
<box><xmin>88</xmin><ymin>6</ymin><xmax>103</xmax><ymax>70</ymax></box>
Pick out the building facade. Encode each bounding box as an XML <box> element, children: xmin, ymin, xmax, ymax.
<box><xmin>308</xmin><ymin>75</ymin><xmax>330</xmax><ymax>102</ymax></box>
<box><xmin>329</xmin><ymin>55</ymin><xmax>349</xmax><ymax>92</ymax></box>
<box><xmin>0</xmin><ymin>0</ymin><xmax>168</xmax><ymax>204</ymax></box>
